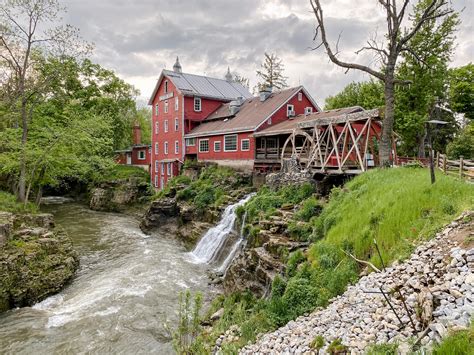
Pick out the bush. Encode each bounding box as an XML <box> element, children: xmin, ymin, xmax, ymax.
<box><xmin>0</xmin><ymin>191</ymin><xmax>37</xmax><ymax>213</ymax></box>
<box><xmin>294</xmin><ymin>196</ymin><xmax>322</xmax><ymax>222</ymax></box>
<box><xmin>366</xmin><ymin>342</ymin><xmax>398</xmax><ymax>355</ymax></box>
<box><xmin>281</xmin><ymin>278</ymin><xmax>318</xmax><ymax>319</ymax></box>
<box><xmin>286</xmin><ymin>250</ymin><xmax>306</xmax><ymax>278</ymax></box>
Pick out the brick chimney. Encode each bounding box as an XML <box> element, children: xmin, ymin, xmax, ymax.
<box><xmin>132</xmin><ymin>121</ymin><xmax>141</xmax><ymax>145</ymax></box>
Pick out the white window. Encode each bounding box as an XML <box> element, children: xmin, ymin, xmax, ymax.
<box><xmin>164</xmin><ymin>100</ymin><xmax>169</xmax><ymax>113</ymax></box>
<box><xmin>185</xmin><ymin>138</ymin><xmax>195</xmax><ymax>146</ymax></box>
<box><xmin>164</xmin><ymin>80</ymin><xmax>168</xmax><ymax>93</ymax></box>
<box><xmin>194</xmin><ymin>97</ymin><xmax>201</xmax><ymax>112</ymax></box>
<box><xmin>164</xmin><ymin>120</ymin><xmax>169</xmax><ymax>133</ymax></box>
<box><xmin>175</xmin><ymin>140</ymin><xmax>179</xmax><ymax>154</ymax></box>
<box><xmin>167</xmin><ymin>162</ymin><xmax>172</xmax><ymax>176</ymax></box>
<box><xmin>199</xmin><ymin>139</ymin><xmax>209</xmax><ymax>152</ymax></box>
<box><xmin>174</xmin><ymin>117</ymin><xmax>179</xmax><ymax>131</ymax></box>
<box><xmin>175</xmin><ymin>96</ymin><xmax>179</xmax><ymax>111</ymax></box>
<box><xmin>154</xmin><ymin>175</ymin><xmax>158</xmax><ymax>187</ymax></box>
<box><xmin>224</xmin><ymin>134</ymin><xmax>238</xmax><ymax>152</ymax></box>
<box><xmin>305</xmin><ymin>107</ymin><xmax>313</xmax><ymax>115</ymax></box>
<box><xmin>160</xmin><ymin>177</ymin><xmax>164</xmax><ymax>190</ymax></box>
<box><xmin>287</xmin><ymin>104</ymin><xmax>295</xmax><ymax>117</ymax></box>
<box><xmin>155</xmin><ymin>121</ymin><xmax>159</xmax><ymax>134</ymax></box>
<box><xmin>241</xmin><ymin>139</ymin><xmax>250</xmax><ymax>151</ymax></box>
<box><xmin>138</xmin><ymin>150</ymin><xmax>146</xmax><ymax>160</ymax></box>
<box><xmin>298</xmin><ymin>92</ymin><xmax>303</xmax><ymax>101</ymax></box>
<box><xmin>155</xmin><ymin>104</ymin><xmax>159</xmax><ymax>115</ymax></box>
<box><xmin>161</xmin><ymin>162</ymin><xmax>165</xmax><ymax>175</ymax></box>
<box><xmin>155</xmin><ymin>143</ymin><xmax>159</xmax><ymax>155</ymax></box>
<box><xmin>154</xmin><ymin>160</ymin><xmax>159</xmax><ymax>173</ymax></box>
<box><xmin>214</xmin><ymin>141</ymin><xmax>221</xmax><ymax>152</ymax></box>
<box><xmin>164</xmin><ymin>141</ymin><xmax>168</xmax><ymax>155</ymax></box>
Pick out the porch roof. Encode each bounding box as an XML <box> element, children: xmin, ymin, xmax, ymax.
<box><xmin>253</xmin><ymin>106</ymin><xmax>364</xmax><ymax>137</ymax></box>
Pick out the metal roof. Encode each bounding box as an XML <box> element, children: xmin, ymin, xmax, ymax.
<box><xmin>148</xmin><ymin>70</ymin><xmax>252</xmax><ymax>104</ymax></box>
<box><xmin>253</xmin><ymin>107</ymin><xmax>366</xmax><ymax>137</ymax></box>
<box><xmin>185</xmin><ymin>87</ymin><xmax>307</xmax><ymax>138</ymax></box>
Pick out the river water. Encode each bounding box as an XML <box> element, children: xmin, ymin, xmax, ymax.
<box><xmin>0</xmin><ymin>201</ymin><xmax>211</xmax><ymax>354</ymax></box>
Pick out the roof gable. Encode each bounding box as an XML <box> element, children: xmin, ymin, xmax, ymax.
<box><xmin>148</xmin><ymin>70</ymin><xmax>252</xmax><ymax>104</ymax></box>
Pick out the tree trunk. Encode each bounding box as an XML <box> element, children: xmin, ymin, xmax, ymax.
<box><xmin>380</xmin><ymin>74</ymin><xmax>395</xmax><ymax>166</ymax></box>
<box><xmin>17</xmin><ymin>98</ymin><xmax>28</xmax><ymax>202</ymax></box>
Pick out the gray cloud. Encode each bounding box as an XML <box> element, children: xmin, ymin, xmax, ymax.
<box><xmin>63</xmin><ymin>0</ymin><xmax>473</xmax><ymax>106</ymax></box>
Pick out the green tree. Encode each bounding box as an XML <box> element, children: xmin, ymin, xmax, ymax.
<box><xmin>394</xmin><ymin>0</ymin><xmax>459</xmax><ymax>156</ymax></box>
<box><xmin>256</xmin><ymin>52</ymin><xmax>288</xmax><ymax>90</ymax></box>
<box><xmin>446</xmin><ymin>122</ymin><xmax>474</xmax><ymax>159</ymax></box>
<box><xmin>449</xmin><ymin>63</ymin><xmax>474</xmax><ymax>121</ymax></box>
<box><xmin>134</xmin><ymin>107</ymin><xmax>152</xmax><ymax>145</ymax></box>
<box><xmin>310</xmin><ymin>0</ymin><xmax>456</xmax><ymax>166</ymax></box>
<box><xmin>0</xmin><ymin>0</ymin><xmax>90</xmax><ymax>202</ymax></box>
<box><xmin>324</xmin><ymin>81</ymin><xmax>384</xmax><ymax>110</ymax></box>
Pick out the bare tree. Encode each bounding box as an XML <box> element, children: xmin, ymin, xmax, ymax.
<box><xmin>309</xmin><ymin>0</ymin><xmax>454</xmax><ymax>166</ymax></box>
<box><xmin>0</xmin><ymin>0</ymin><xmax>90</xmax><ymax>202</ymax></box>
<box><xmin>256</xmin><ymin>52</ymin><xmax>288</xmax><ymax>90</ymax></box>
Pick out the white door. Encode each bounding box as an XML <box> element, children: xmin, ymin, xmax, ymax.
<box><xmin>126</xmin><ymin>153</ymin><xmax>132</xmax><ymax>165</ymax></box>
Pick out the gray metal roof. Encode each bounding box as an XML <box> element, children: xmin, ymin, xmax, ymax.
<box><xmin>158</xmin><ymin>70</ymin><xmax>252</xmax><ymax>101</ymax></box>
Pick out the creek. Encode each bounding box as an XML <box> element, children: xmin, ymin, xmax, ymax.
<box><xmin>0</xmin><ymin>200</ymin><xmax>211</xmax><ymax>354</ymax></box>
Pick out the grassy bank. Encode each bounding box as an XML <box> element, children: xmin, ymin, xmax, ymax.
<box><xmin>0</xmin><ymin>191</ymin><xmax>37</xmax><ymax>214</ymax></box>
<box><xmin>95</xmin><ymin>164</ymin><xmax>150</xmax><ymax>183</ymax></box>
<box><xmin>190</xmin><ymin>167</ymin><xmax>474</xmax><ymax>353</ymax></box>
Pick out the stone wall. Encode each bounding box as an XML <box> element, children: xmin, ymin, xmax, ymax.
<box><xmin>265</xmin><ymin>157</ymin><xmax>315</xmax><ymax>190</ymax></box>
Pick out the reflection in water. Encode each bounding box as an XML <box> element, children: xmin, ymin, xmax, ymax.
<box><xmin>0</xmin><ymin>202</ymin><xmax>211</xmax><ymax>354</ymax></box>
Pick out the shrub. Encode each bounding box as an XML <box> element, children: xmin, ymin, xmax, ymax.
<box><xmin>286</xmin><ymin>250</ymin><xmax>306</xmax><ymax>278</ymax></box>
<box><xmin>294</xmin><ymin>196</ymin><xmax>322</xmax><ymax>222</ymax></box>
<box><xmin>281</xmin><ymin>278</ymin><xmax>318</xmax><ymax>319</ymax></box>
<box><xmin>310</xmin><ymin>335</ymin><xmax>325</xmax><ymax>353</ymax></box>
<box><xmin>366</xmin><ymin>342</ymin><xmax>398</xmax><ymax>355</ymax></box>
<box><xmin>327</xmin><ymin>338</ymin><xmax>348</xmax><ymax>354</ymax></box>
<box><xmin>0</xmin><ymin>191</ymin><xmax>37</xmax><ymax>213</ymax></box>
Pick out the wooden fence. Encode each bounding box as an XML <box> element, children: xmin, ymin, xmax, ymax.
<box><xmin>436</xmin><ymin>152</ymin><xmax>474</xmax><ymax>182</ymax></box>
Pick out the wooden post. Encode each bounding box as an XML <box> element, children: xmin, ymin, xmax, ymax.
<box><xmin>442</xmin><ymin>154</ymin><xmax>447</xmax><ymax>174</ymax></box>
<box><xmin>436</xmin><ymin>151</ymin><xmax>440</xmax><ymax>170</ymax></box>
<box><xmin>460</xmin><ymin>156</ymin><xmax>464</xmax><ymax>179</ymax></box>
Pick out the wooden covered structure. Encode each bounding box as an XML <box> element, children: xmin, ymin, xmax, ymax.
<box><xmin>254</xmin><ymin>108</ymin><xmax>384</xmax><ymax>174</ymax></box>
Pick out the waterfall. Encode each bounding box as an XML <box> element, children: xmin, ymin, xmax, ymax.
<box><xmin>189</xmin><ymin>194</ymin><xmax>254</xmax><ymax>264</ymax></box>
<box><xmin>217</xmin><ymin>210</ymin><xmax>247</xmax><ymax>274</ymax></box>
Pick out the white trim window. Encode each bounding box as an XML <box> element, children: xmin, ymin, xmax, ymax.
<box><xmin>287</xmin><ymin>104</ymin><xmax>295</xmax><ymax>117</ymax></box>
<box><xmin>155</xmin><ymin>121</ymin><xmax>159</xmax><ymax>134</ymax></box>
<box><xmin>154</xmin><ymin>160</ymin><xmax>159</xmax><ymax>173</ymax></box>
<box><xmin>160</xmin><ymin>177</ymin><xmax>164</xmax><ymax>190</ymax></box>
<box><xmin>175</xmin><ymin>140</ymin><xmax>179</xmax><ymax>154</ymax></box>
<box><xmin>224</xmin><ymin>134</ymin><xmax>238</xmax><ymax>152</ymax></box>
<box><xmin>164</xmin><ymin>80</ymin><xmax>168</xmax><ymax>93</ymax></box>
<box><xmin>199</xmin><ymin>139</ymin><xmax>209</xmax><ymax>152</ymax></box>
<box><xmin>305</xmin><ymin>107</ymin><xmax>313</xmax><ymax>115</ymax></box>
<box><xmin>154</xmin><ymin>175</ymin><xmax>158</xmax><ymax>188</ymax></box>
<box><xmin>167</xmin><ymin>162</ymin><xmax>172</xmax><ymax>176</ymax></box>
<box><xmin>164</xmin><ymin>100</ymin><xmax>169</xmax><ymax>113</ymax></box>
<box><xmin>241</xmin><ymin>139</ymin><xmax>250</xmax><ymax>151</ymax></box>
<box><xmin>185</xmin><ymin>138</ymin><xmax>195</xmax><ymax>146</ymax></box>
<box><xmin>161</xmin><ymin>162</ymin><xmax>165</xmax><ymax>175</ymax></box>
<box><xmin>175</xmin><ymin>96</ymin><xmax>179</xmax><ymax>111</ymax></box>
<box><xmin>164</xmin><ymin>141</ymin><xmax>168</xmax><ymax>155</ymax></box>
<box><xmin>155</xmin><ymin>104</ymin><xmax>159</xmax><ymax>115</ymax></box>
<box><xmin>164</xmin><ymin>120</ymin><xmax>169</xmax><ymax>133</ymax></box>
<box><xmin>154</xmin><ymin>143</ymin><xmax>159</xmax><ymax>155</ymax></box>
<box><xmin>214</xmin><ymin>141</ymin><xmax>221</xmax><ymax>152</ymax></box>
<box><xmin>298</xmin><ymin>92</ymin><xmax>303</xmax><ymax>101</ymax></box>
<box><xmin>138</xmin><ymin>150</ymin><xmax>146</xmax><ymax>160</ymax></box>
<box><xmin>174</xmin><ymin>117</ymin><xmax>179</xmax><ymax>131</ymax></box>
<box><xmin>194</xmin><ymin>97</ymin><xmax>202</xmax><ymax>112</ymax></box>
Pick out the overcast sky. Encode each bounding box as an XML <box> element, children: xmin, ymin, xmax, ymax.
<box><xmin>63</xmin><ymin>0</ymin><xmax>473</xmax><ymax>107</ymax></box>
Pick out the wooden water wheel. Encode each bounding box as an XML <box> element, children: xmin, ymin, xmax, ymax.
<box><xmin>280</xmin><ymin>129</ymin><xmax>315</xmax><ymax>170</ymax></box>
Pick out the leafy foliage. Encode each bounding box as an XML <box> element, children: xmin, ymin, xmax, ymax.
<box><xmin>446</xmin><ymin>122</ymin><xmax>474</xmax><ymax>159</ymax></box>
<box><xmin>324</xmin><ymin>80</ymin><xmax>384</xmax><ymax>111</ymax></box>
<box><xmin>0</xmin><ymin>191</ymin><xmax>37</xmax><ymax>214</ymax></box>
<box><xmin>449</xmin><ymin>63</ymin><xmax>474</xmax><ymax>121</ymax></box>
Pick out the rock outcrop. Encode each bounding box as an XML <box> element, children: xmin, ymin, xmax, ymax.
<box><xmin>240</xmin><ymin>212</ymin><xmax>474</xmax><ymax>354</ymax></box>
<box><xmin>266</xmin><ymin>158</ymin><xmax>315</xmax><ymax>190</ymax></box>
<box><xmin>0</xmin><ymin>212</ymin><xmax>79</xmax><ymax>313</ymax></box>
<box><xmin>89</xmin><ymin>177</ymin><xmax>151</xmax><ymax>212</ymax></box>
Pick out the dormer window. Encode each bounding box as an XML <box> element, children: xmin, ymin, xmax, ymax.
<box><xmin>194</xmin><ymin>97</ymin><xmax>202</xmax><ymax>112</ymax></box>
<box><xmin>164</xmin><ymin>80</ymin><xmax>169</xmax><ymax>93</ymax></box>
<box><xmin>287</xmin><ymin>104</ymin><xmax>295</xmax><ymax>117</ymax></box>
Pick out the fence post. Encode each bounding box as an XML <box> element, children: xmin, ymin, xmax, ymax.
<box><xmin>442</xmin><ymin>154</ymin><xmax>447</xmax><ymax>174</ymax></box>
<box><xmin>436</xmin><ymin>151</ymin><xmax>440</xmax><ymax>170</ymax></box>
<box><xmin>459</xmin><ymin>156</ymin><xmax>464</xmax><ymax>179</ymax></box>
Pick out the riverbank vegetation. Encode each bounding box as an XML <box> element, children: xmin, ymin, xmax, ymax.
<box><xmin>0</xmin><ymin>191</ymin><xmax>38</xmax><ymax>214</ymax></box>
<box><xmin>192</xmin><ymin>167</ymin><xmax>474</xmax><ymax>353</ymax></box>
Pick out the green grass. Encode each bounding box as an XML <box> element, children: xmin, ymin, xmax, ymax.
<box><xmin>311</xmin><ymin>167</ymin><xmax>474</xmax><ymax>269</ymax></box>
<box><xmin>0</xmin><ymin>191</ymin><xmax>38</xmax><ymax>213</ymax></box>
<box><xmin>432</xmin><ymin>322</ymin><xmax>474</xmax><ymax>355</ymax></box>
